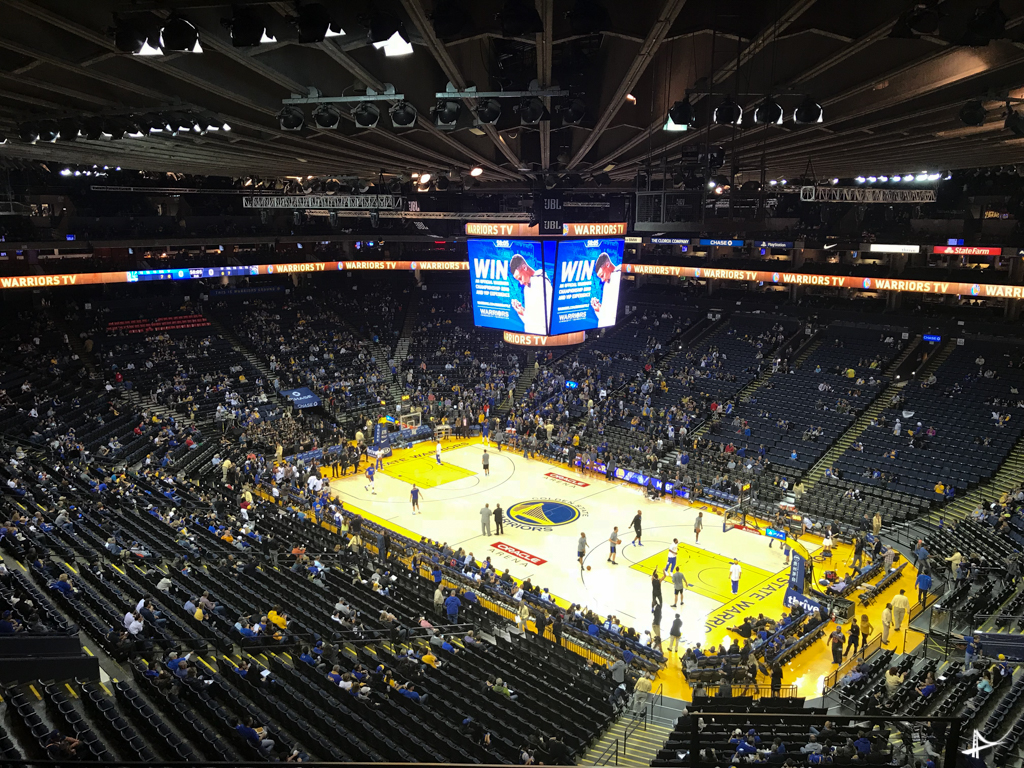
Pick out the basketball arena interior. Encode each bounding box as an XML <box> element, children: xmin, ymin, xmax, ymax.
<box><xmin>0</xmin><ymin>0</ymin><xmax>1023</xmax><ymax>766</ymax></box>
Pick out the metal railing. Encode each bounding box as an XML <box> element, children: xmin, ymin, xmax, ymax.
<box><xmin>623</xmin><ymin>707</ymin><xmax>647</xmax><ymax>756</ymax></box>
<box><xmin>590</xmin><ymin>738</ymin><xmax>620</xmax><ymax>766</ymax></box>
<box><xmin>822</xmin><ymin>633</ymin><xmax>883</xmax><ymax>693</ymax></box>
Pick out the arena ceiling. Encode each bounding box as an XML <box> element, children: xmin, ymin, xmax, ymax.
<box><xmin>0</xmin><ymin>0</ymin><xmax>1022</xmax><ymax>188</ymax></box>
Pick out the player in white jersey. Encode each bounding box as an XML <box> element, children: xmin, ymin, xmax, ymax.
<box><xmin>435</xmin><ymin>440</ymin><xmax>443</xmax><ymax>465</ymax></box>
<box><xmin>590</xmin><ymin>252</ymin><xmax>621</xmax><ymax>328</ymax></box>
<box><xmin>510</xmin><ymin>254</ymin><xmax>552</xmax><ymax>335</ymax></box>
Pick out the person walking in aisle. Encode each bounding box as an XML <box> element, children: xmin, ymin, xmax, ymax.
<box><xmin>828</xmin><ymin>627</ymin><xmax>845</xmax><ymax>665</ymax></box>
<box><xmin>844</xmin><ymin>619</ymin><xmax>861</xmax><ymax>657</ymax></box>
<box><xmin>608</xmin><ymin>527</ymin><xmax>620</xmax><ymax>564</ymax></box>
<box><xmin>479</xmin><ymin>504</ymin><xmax>492</xmax><ymax>536</ymax></box>
<box><xmin>694</xmin><ymin>511</ymin><xmax>703</xmax><ymax>544</ymax></box>
<box><xmin>577</xmin><ymin>533</ymin><xmax>589</xmax><ymax>569</ymax></box>
<box><xmin>916</xmin><ymin>570</ymin><xmax>933</xmax><ymax>606</ymax></box>
<box><xmin>729</xmin><ymin>559</ymin><xmax>742</xmax><ymax>595</ymax></box>
<box><xmin>493</xmin><ymin>504</ymin><xmax>504</xmax><ymax>534</ymax></box>
<box><xmin>630</xmin><ymin>510</ymin><xmax>643</xmax><ymax>546</ymax></box>
<box><xmin>892</xmin><ymin>589</ymin><xmax>910</xmax><ymax>631</ymax></box>
<box><xmin>482</xmin><ymin>449</ymin><xmax>490</xmax><ymax>476</ymax></box>
<box><xmin>881</xmin><ymin>602</ymin><xmax>893</xmax><ymax>646</ymax></box>
<box><xmin>668</xmin><ymin>614</ymin><xmax>682</xmax><ymax>652</ymax></box>
<box><xmin>410</xmin><ymin>484</ymin><xmax>422</xmax><ymax>514</ymax></box>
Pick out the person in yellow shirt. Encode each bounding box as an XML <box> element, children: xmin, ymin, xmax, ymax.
<box><xmin>572</xmin><ymin>434</ymin><xmax>580</xmax><ymax>447</ymax></box>
<box><xmin>268</xmin><ymin>606</ymin><xmax>288</xmax><ymax>630</ymax></box>
<box><xmin>421</xmin><ymin>650</ymin><xmax>439</xmax><ymax>669</ymax></box>
<box><xmin>194</xmin><ymin>606</ymin><xmax>205</xmax><ymax>622</ymax></box>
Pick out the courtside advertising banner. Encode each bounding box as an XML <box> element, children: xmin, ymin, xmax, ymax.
<box><xmin>549</xmin><ymin>239</ymin><xmax>624</xmax><ymax>335</ymax></box>
<box><xmin>467</xmin><ymin>239</ymin><xmax>553</xmax><ymax>334</ymax></box>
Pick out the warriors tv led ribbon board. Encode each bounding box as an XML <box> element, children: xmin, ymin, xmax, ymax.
<box><xmin>549</xmin><ymin>238</ymin><xmax>624</xmax><ymax>335</ymax></box>
<box><xmin>467</xmin><ymin>239</ymin><xmax>555</xmax><ymax>334</ymax></box>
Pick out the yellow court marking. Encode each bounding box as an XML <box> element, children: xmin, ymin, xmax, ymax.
<box><xmin>630</xmin><ymin>542</ymin><xmax>776</xmax><ymax>605</ymax></box>
<box><xmin>380</xmin><ymin>457</ymin><xmax>476</xmax><ymax>488</ymax></box>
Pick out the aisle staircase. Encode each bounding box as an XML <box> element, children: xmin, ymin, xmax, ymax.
<box><xmin>926</xmin><ymin>433</ymin><xmax>1024</xmax><ymax>525</ymax></box>
<box><xmin>498</xmin><ymin>351</ymin><xmax>537</xmax><ymax>416</ymax></box>
<box><xmin>580</xmin><ymin>708</ymin><xmax>675</xmax><ymax>768</ymax></box>
<box><xmin>205</xmin><ymin>315</ymin><xmax>280</xmax><ymax>401</ymax></box>
<box><xmin>801</xmin><ymin>339</ymin><xmax>953</xmax><ymax>491</ymax></box>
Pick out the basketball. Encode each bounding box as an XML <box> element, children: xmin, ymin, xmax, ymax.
<box><xmin>616</xmin><ymin>539</ymin><xmax>622</xmax><ymax>545</ymax></box>
<box><xmin>586</xmin><ymin>566</ymin><xmax>591</xmax><ymax>571</ymax></box>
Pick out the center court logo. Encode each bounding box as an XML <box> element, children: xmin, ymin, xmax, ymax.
<box><xmin>506</xmin><ymin>499</ymin><xmax>584</xmax><ymax>530</ymax></box>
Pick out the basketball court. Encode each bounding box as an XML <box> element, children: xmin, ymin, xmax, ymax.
<box><xmin>330</xmin><ymin>438</ymin><xmax>922</xmax><ymax>699</ymax></box>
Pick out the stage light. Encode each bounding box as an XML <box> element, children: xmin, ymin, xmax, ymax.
<box><xmin>390</xmin><ymin>102</ymin><xmax>417</xmax><ymax>128</ymax></box>
<box><xmin>867</xmin><ymin>176</ymin><xmax>877</xmax><ymax>183</ymax></box>
<box><xmin>57</xmin><ymin>118</ymin><xmax>81</xmax><ymax>141</ymax></box>
<box><xmin>224</xmin><ymin>8</ymin><xmax>276</xmax><ymax>46</ymax></box>
<box><xmin>279</xmin><ymin>106</ymin><xmax>305</xmax><ymax>131</ymax></box>
<box><xmin>436</xmin><ymin>173</ymin><xmax>451</xmax><ymax>191</ymax></box>
<box><xmin>793</xmin><ymin>96</ymin><xmax>824</xmax><ymax>124</ymax></box>
<box><xmin>915</xmin><ymin>173</ymin><xmax>928</xmax><ymax>181</ymax></box>
<box><xmin>160</xmin><ymin>18</ymin><xmax>202</xmax><ymax>53</ymax></box>
<box><xmin>60</xmin><ymin>168</ymin><xmax>72</xmax><ymax>176</ymax></box>
<box><xmin>296</xmin><ymin>4</ymin><xmax>343</xmax><ymax>44</ymax></box>
<box><xmin>562</xmin><ymin>99</ymin><xmax>586</xmax><ymax>125</ymax></box>
<box><xmin>475</xmin><ymin>99</ymin><xmax>501</xmax><ymax>125</ymax></box>
<box><xmin>959</xmin><ymin>100</ymin><xmax>987</xmax><ymax>126</ymax></box>
<box><xmin>769</xmin><ymin>179</ymin><xmax>778</xmax><ymax>186</ymax></box>
<box><xmin>831</xmin><ymin>178</ymin><xmax>839</xmax><ymax>184</ymax></box>
<box><xmin>419</xmin><ymin>172</ymin><xmax>433</xmax><ymax>184</ymax></box>
<box><xmin>311</xmin><ymin>105</ymin><xmax>340</xmax><ymax>129</ymax></box>
<box><xmin>707</xmin><ymin>180</ymin><xmax>716</xmax><ymax>189</ymax></box>
<box><xmin>879</xmin><ymin>175</ymin><xmax>888</xmax><ymax>182</ymax></box>
<box><xmin>664</xmin><ymin>100</ymin><xmax>694</xmax><ymax>132</ymax></box>
<box><xmin>470</xmin><ymin>166</ymin><xmax>484</xmax><ymax>177</ymax></box>
<box><xmin>373</xmin><ymin>31</ymin><xmax>413</xmax><ymax>56</ymax></box>
<box><xmin>779</xmin><ymin>179</ymin><xmax>787</xmax><ymax>185</ymax></box>
<box><xmin>713</xmin><ymin>97</ymin><xmax>742</xmax><ymax>125</ymax></box>
<box><xmin>353</xmin><ymin>103</ymin><xmax>380</xmax><ymax>128</ymax></box>
<box><xmin>520</xmin><ymin>96</ymin><xmax>549</xmax><ymax>125</ymax></box>
<box><xmin>434</xmin><ymin>100</ymin><xmax>461</xmax><ymax>130</ymax></box>
<box><xmin>498</xmin><ymin>0</ymin><xmax>543</xmax><ymax>36</ymax></box>
<box><xmin>927</xmin><ymin>173</ymin><xmax>941</xmax><ymax>180</ymax></box>
<box><xmin>114</xmin><ymin>18</ymin><xmax>162</xmax><ymax>56</ymax></box>
<box><xmin>753</xmin><ymin>97</ymin><xmax>783</xmax><ymax>125</ymax></box>
<box><xmin>1005</xmin><ymin>107</ymin><xmax>1024</xmax><ymax>138</ymax></box>
<box><xmin>855</xmin><ymin>176</ymin><xmax>865</xmax><ymax>183</ymax></box>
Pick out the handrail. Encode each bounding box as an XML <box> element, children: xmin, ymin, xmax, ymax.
<box><xmin>654</xmin><ymin>681</ymin><xmax>664</xmax><ymax>708</ymax></box>
<box><xmin>590</xmin><ymin>737</ymin><xmax>619</xmax><ymax>767</ymax></box>
<box><xmin>623</xmin><ymin>707</ymin><xmax>647</xmax><ymax>755</ymax></box>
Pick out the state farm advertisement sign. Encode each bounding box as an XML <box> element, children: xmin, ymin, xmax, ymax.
<box><xmin>491</xmin><ymin>542</ymin><xmax>547</xmax><ymax>565</ymax></box>
<box><xmin>932</xmin><ymin>246</ymin><xmax>1001</xmax><ymax>256</ymax></box>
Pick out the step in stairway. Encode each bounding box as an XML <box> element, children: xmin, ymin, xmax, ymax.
<box><xmin>926</xmin><ymin>430</ymin><xmax>1024</xmax><ymax>525</ymax></box>
<box><xmin>579</xmin><ymin>709</ymin><xmax>675</xmax><ymax>767</ymax></box>
<box><xmin>801</xmin><ymin>339</ymin><xmax>954</xmax><ymax>491</ymax></box>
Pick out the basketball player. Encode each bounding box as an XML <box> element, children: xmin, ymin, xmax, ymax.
<box><xmin>435</xmin><ymin>439</ymin><xmax>442</xmax><ymax>465</ymax></box>
<box><xmin>509</xmin><ymin>254</ymin><xmax>552</xmax><ymax>335</ymax></box>
<box><xmin>364</xmin><ymin>465</ymin><xmax>376</xmax><ymax>495</ymax></box>
<box><xmin>482</xmin><ymin>449</ymin><xmax>490</xmax><ymax>476</ymax></box>
<box><xmin>410</xmin><ymin>484</ymin><xmax>422</xmax><ymax>514</ymax></box>
<box><xmin>608</xmin><ymin>527</ymin><xmax>620</xmax><ymax>564</ymax></box>
<box><xmin>664</xmin><ymin>538</ymin><xmax>679</xmax><ymax>574</ymax></box>
<box><xmin>589</xmin><ymin>251</ymin><xmax>621</xmax><ymax>328</ymax></box>
<box><xmin>671</xmin><ymin>568</ymin><xmax>694</xmax><ymax>607</ymax></box>
<box><xmin>694</xmin><ymin>511</ymin><xmax>703</xmax><ymax>544</ymax></box>
<box><xmin>630</xmin><ymin>510</ymin><xmax>643</xmax><ymax>546</ymax></box>
<box><xmin>577</xmin><ymin>532</ymin><xmax>589</xmax><ymax>569</ymax></box>
<box><xmin>374</xmin><ymin>450</ymin><xmax>384</xmax><ymax>471</ymax></box>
